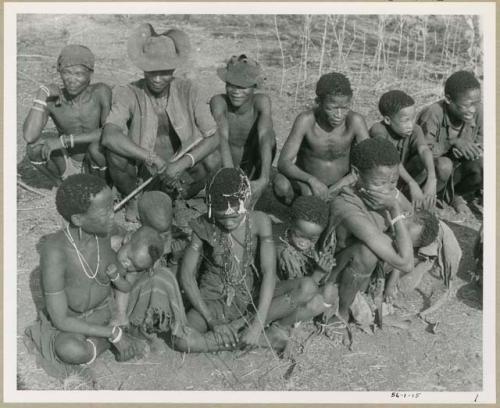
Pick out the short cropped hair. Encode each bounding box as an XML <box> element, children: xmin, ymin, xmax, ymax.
<box><xmin>130</xmin><ymin>226</ymin><xmax>164</xmax><ymax>264</ymax></box>
<box><xmin>445</xmin><ymin>70</ymin><xmax>480</xmax><ymax>101</ymax></box>
<box><xmin>56</xmin><ymin>174</ymin><xmax>108</xmax><ymax>222</ymax></box>
<box><xmin>291</xmin><ymin>196</ymin><xmax>329</xmax><ymax>227</ymax></box>
<box><xmin>316</xmin><ymin>72</ymin><xmax>353</xmax><ymax>100</ymax></box>
<box><xmin>412</xmin><ymin>210</ymin><xmax>439</xmax><ymax>248</ymax></box>
<box><xmin>350</xmin><ymin>138</ymin><xmax>400</xmax><ymax>173</ymax></box>
<box><xmin>378</xmin><ymin>90</ymin><xmax>415</xmax><ymax>118</ymax></box>
<box><xmin>138</xmin><ymin>191</ymin><xmax>173</xmax><ymax>233</ymax></box>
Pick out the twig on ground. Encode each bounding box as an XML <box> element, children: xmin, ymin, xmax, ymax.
<box><xmin>17</xmin><ymin>179</ymin><xmax>47</xmax><ymax>197</ymax></box>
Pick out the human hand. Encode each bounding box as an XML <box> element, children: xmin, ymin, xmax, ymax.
<box><xmin>113</xmin><ymin>332</ymin><xmax>139</xmax><ymax>362</ymax></box>
<box><xmin>308</xmin><ymin>177</ymin><xmax>329</xmax><ymax>200</ymax></box>
<box><xmin>38</xmin><ymin>83</ymin><xmax>61</xmax><ymax>99</ymax></box>
<box><xmin>147</xmin><ymin>153</ymin><xmax>167</xmax><ymax>176</ymax></box>
<box><xmin>317</xmin><ymin>250</ymin><xmax>336</xmax><ymax>274</ymax></box>
<box><xmin>408</xmin><ymin>181</ymin><xmax>425</xmax><ymax>209</ymax></box>
<box><xmin>239</xmin><ymin>323</ymin><xmax>262</xmax><ymax>349</ymax></box>
<box><xmin>40</xmin><ymin>137</ymin><xmax>64</xmax><ymax>161</ymax></box>
<box><xmin>452</xmin><ymin>139</ymin><xmax>482</xmax><ymax>160</ymax></box>
<box><xmin>359</xmin><ymin>187</ymin><xmax>399</xmax><ymax>211</ymax></box>
<box><xmin>421</xmin><ymin>178</ymin><xmax>437</xmax><ymax>209</ymax></box>
<box><xmin>160</xmin><ymin>161</ymin><xmax>184</xmax><ymax>186</ymax></box>
<box><xmin>208</xmin><ymin>319</ymin><xmax>238</xmax><ymax>348</ymax></box>
<box><xmin>106</xmin><ymin>264</ymin><xmax>119</xmax><ymax>280</ymax></box>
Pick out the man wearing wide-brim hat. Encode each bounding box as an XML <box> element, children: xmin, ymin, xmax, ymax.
<box><xmin>23</xmin><ymin>44</ymin><xmax>111</xmax><ymax>185</ymax></box>
<box><xmin>210</xmin><ymin>54</ymin><xmax>276</xmax><ymax>205</ymax></box>
<box><xmin>103</xmin><ymin>24</ymin><xmax>220</xmax><ymax>221</ymax></box>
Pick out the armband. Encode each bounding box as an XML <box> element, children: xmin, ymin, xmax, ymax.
<box><xmin>33</xmin><ymin>98</ymin><xmax>47</xmax><ymax>107</ymax></box>
<box><xmin>261</xmin><ymin>236</ymin><xmax>274</xmax><ymax>243</ymax></box>
<box><xmin>39</xmin><ymin>85</ymin><xmax>50</xmax><ymax>97</ymax></box>
<box><xmin>69</xmin><ymin>134</ymin><xmax>75</xmax><ymax>149</ymax></box>
<box><xmin>43</xmin><ymin>289</ymin><xmax>65</xmax><ymax>296</ymax></box>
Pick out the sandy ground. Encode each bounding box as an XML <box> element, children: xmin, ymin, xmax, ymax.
<box><xmin>15</xmin><ymin>14</ymin><xmax>483</xmax><ymax>392</ymax></box>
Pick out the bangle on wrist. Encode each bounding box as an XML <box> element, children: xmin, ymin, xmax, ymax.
<box><xmin>390</xmin><ymin>214</ymin><xmax>406</xmax><ymax>227</ymax></box>
<box><xmin>59</xmin><ymin>135</ymin><xmax>68</xmax><ymax>149</ymax></box>
<box><xmin>185</xmin><ymin>153</ymin><xmax>195</xmax><ymax>168</ymax></box>
<box><xmin>145</xmin><ymin>151</ymin><xmax>156</xmax><ymax>168</ymax></box>
<box><xmin>33</xmin><ymin>98</ymin><xmax>47</xmax><ymax>107</ymax></box>
<box><xmin>39</xmin><ymin>85</ymin><xmax>50</xmax><ymax>97</ymax></box>
<box><xmin>109</xmin><ymin>326</ymin><xmax>123</xmax><ymax>343</ymax></box>
<box><xmin>109</xmin><ymin>271</ymin><xmax>120</xmax><ymax>282</ymax></box>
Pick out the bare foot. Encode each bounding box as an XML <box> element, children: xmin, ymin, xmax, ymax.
<box><xmin>125</xmin><ymin>198</ymin><xmax>139</xmax><ymax>223</ymax></box>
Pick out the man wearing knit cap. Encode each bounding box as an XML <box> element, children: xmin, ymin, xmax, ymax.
<box><xmin>23</xmin><ymin>44</ymin><xmax>112</xmax><ymax>184</ymax></box>
<box><xmin>210</xmin><ymin>54</ymin><xmax>276</xmax><ymax>204</ymax></box>
<box><xmin>103</xmin><ymin>23</ymin><xmax>221</xmax><ymax>221</ymax></box>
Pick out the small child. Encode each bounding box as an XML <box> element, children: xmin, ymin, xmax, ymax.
<box><xmin>277</xmin><ymin>195</ymin><xmax>339</xmax><ymax>324</ymax></box>
<box><xmin>110</xmin><ymin>226</ymin><xmax>164</xmax><ymax>326</ymax></box>
<box><xmin>417</xmin><ymin>70</ymin><xmax>483</xmax><ymax>214</ymax></box>
<box><xmin>274</xmin><ymin>72</ymin><xmax>369</xmax><ymax>204</ymax></box>
<box><xmin>369</xmin><ymin>90</ymin><xmax>437</xmax><ymax>209</ymax></box>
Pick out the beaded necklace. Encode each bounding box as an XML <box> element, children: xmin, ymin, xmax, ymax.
<box><xmin>63</xmin><ymin>225</ymin><xmax>108</xmax><ymax>287</ymax></box>
<box><xmin>218</xmin><ymin>215</ymin><xmax>252</xmax><ymax>306</ymax></box>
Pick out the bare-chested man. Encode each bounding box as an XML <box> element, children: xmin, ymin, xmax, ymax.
<box><xmin>210</xmin><ymin>54</ymin><xmax>276</xmax><ymax>202</ymax></box>
<box><xmin>23</xmin><ymin>45</ymin><xmax>110</xmax><ymax>185</ymax></box>
<box><xmin>25</xmin><ymin>175</ymin><xmax>138</xmax><ymax>379</ymax></box>
<box><xmin>273</xmin><ymin>72</ymin><xmax>369</xmax><ymax>204</ymax></box>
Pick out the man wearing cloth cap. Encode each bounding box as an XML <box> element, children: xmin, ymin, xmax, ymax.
<box><xmin>210</xmin><ymin>54</ymin><xmax>276</xmax><ymax>203</ymax></box>
<box><xmin>23</xmin><ymin>45</ymin><xmax>112</xmax><ymax>184</ymax></box>
<box><xmin>102</xmin><ymin>24</ymin><xmax>221</xmax><ymax>221</ymax></box>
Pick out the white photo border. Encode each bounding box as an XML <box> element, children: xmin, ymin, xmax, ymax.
<box><xmin>4</xmin><ymin>1</ymin><xmax>496</xmax><ymax>404</ymax></box>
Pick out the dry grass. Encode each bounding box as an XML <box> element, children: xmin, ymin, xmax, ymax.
<box><xmin>15</xmin><ymin>14</ymin><xmax>483</xmax><ymax>392</ymax></box>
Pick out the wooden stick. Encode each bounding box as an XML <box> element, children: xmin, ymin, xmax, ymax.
<box><xmin>113</xmin><ymin>176</ymin><xmax>154</xmax><ymax>212</ymax></box>
<box><xmin>17</xmin><ymin>179</ymin><xmax>47</xmax><ymax>197</ymax></box>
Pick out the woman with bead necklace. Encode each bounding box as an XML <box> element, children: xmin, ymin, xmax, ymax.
<box><xmin>25</xmin><ymin>174</ymin><xmax>138</xmax><ymax>379</ymax></box>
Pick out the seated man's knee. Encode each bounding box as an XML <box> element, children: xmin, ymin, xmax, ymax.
<box><xmin>26</xmin><ymin>143</ymin><xmax>43</xmax><ymax>162</ymax></box>
<box><xmin>54</xmin><ymin>333</ymin><xmax>92</xmax><ymax>365</ymax></box>
<box><xmin>273</xmin><ymin>173</ymin><xmax>293</xmax><ymax>202</ymax></box>
<box><xmin>435</xmin><ymin>157</ymin><xmax>453</xmax><ymax>181</ymax></box>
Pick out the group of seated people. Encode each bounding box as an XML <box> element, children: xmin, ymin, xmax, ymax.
<box><xmin>23</xmin><ymin>23</ymin><xmax>475</xmax><ymax>379</ymax></box>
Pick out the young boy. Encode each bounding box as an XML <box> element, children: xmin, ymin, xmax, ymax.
<box><xmin>416</xmin><ymin>70</ymin><xmax>483</xmax><ymax>214</ymax></box>
<box><xmin>273</xmin><ymin>72</ymin><xmax>369</xmax><ymax>204</ymax></box>
<box><xmin>210</xmin><ymin>54</ymin><xmax>276</xmax><ymax>203</ymax></box>
<box><xmin>369</xmin><ymin>90</ymin><xmax>437</xmax><ymax>209</ymax></box>
<box><xmin>24</xmin><ymin>175</ymin><xmax>138</xmax><ymax>379</ymax></box>
<box><xmin>173</xmin><ymin>168</ymin><xmax>333</xmax><ymax>353</ymax></box>
<box><xmin>327</xmin><ymin>138</ymin><xmax>414</xmax><ymax>324</ymax></box>
<box><xmin>277</xmin><ymin>195</ymin><xmax>339</xmax><ymax>324</ymax></box>
<box><xmin>23</xmin><ymin>45</ymin><xmax>111</xmax><ymax>184</ymax></box>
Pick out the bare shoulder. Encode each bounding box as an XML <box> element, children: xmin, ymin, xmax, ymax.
<box><xmin>40</xmin><ymin>231</ymin><xmax>67</xmax><ymax>260</ymax></box>
<box><xmin>296</xmin><ymin>109</ymin><xmax>316</xmax><ymax>128</ymax></box>
<box><xmin>254</xmin><ymin>93</ymin><xmax>271</xmax><ymax>110</ymax></box>
<box><xmin>90</xmin><ymin>82</ymin><xmax>112</xmax><ymax>97</ymax></box>
<box><xmin>210</xmin><ymin>94</ymin><xmax>228</xmax><ymax>110</ymax></box>
<box><xmin>346</xmin><ymin>111</ymin><xmax>368</xmax><ymax>128</ymax></box>
<box><xmin>250</xmin><ymin>211</ymin><xmax>273</xmax><ymax>235</ymax></box>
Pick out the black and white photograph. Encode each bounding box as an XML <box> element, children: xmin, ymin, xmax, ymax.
<box><xmin>4</xmin><ymin>2</ymin><xmax>496</xmax><ymax>404</ymax></box>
